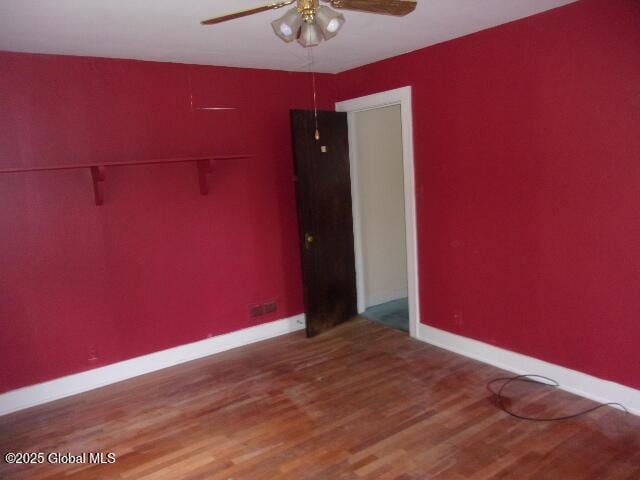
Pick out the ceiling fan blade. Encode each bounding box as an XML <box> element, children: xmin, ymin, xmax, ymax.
<box><xmin>201</xmin><ymin>0</ymin><xmax>295</xmax><ymax>25</ymax></box>
<box><xmin>328</xmin><ymin>0</ymin><xmax>417</xmax><ymax>16</ymax></box>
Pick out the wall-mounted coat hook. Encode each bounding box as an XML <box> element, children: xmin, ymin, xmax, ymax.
<box><xmin>90</xmin><ymin>166</ymin><xmax>105</xmax><ymax>206</ymax></box>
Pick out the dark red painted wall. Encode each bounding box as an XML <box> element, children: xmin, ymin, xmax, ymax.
<box><xmin>2</xmin><ymin>0</ymin><xmax>639</xmax><ymax>395</ymax></box>
<box><xmin>335</xmin><ymin>0</ymin><xmax>640</xmax><ymax>389</ymax></box>
<box><xmin>0</xmin><ymin>53</ymin><xmax>335</xmax><ymax>393</ymax></box>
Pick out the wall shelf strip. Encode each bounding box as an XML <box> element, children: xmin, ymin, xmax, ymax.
<box><xmin>0</xmin><ymin>154</ymin><xmax>254</xmax><ymax>205</ymax></box>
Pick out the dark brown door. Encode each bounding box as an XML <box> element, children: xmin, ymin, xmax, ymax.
<box><xmin>290</xmin><ymin>109</ymin><xmax>357</xmax><ymax>337</ymax></box>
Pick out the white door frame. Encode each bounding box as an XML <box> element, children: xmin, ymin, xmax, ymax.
<box><xmin>336</xmin><ymin>86</ymin><xmax>420</xmax><ymax>339</ymax></box>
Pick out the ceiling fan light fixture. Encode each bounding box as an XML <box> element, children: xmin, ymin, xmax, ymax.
<box><xmin>297</xmin><ymin>22</ymin><xmax>323</xmax><ymax>47</ymax></box>
<box><xmin>201</xmin><ymin>0</ymin><xmax>417</xmax><ymax>48</ymax></box>
<box><xmin>271</xmin><ymin>8</ymin><xmax>302</xmax><ymax>43</ymax></box>
<box><xmin>315</xmin><ymin>6</ymin><xmax>345</xmax><ymax>39</ymax></box>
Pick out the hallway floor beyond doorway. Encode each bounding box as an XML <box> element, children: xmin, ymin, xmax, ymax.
<box><xmin>363</xmin><ymin>297</ymin><xmax>409</xmax><ymax>332</ymax></box>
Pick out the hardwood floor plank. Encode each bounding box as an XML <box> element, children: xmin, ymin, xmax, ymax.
<box><xmin>1</xmin><ymin>318</ymin><xmax>638</xmax><ymax>479</ymax></box>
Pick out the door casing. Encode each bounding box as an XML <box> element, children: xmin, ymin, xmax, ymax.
<box><xmin>335</xmin><ymin>86</ymin><xmax>420</xmax><ymax>339</ymax></box>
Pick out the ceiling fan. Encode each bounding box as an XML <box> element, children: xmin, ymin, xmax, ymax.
<box><xmin>201</xmin><ymin>0</ymin><xmax>417</xmax><ymax>47</ymax></box>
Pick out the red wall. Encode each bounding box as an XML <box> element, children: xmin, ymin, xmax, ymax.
<box><xmin>2</xmin><ymin>0</ymin><xmax>639</xmax><ymax>395</ymax></box>
<box><xmin>0</xmin><ymin>53</ymin><xmax>335</xmax><ymax>393</ymax></box>
<box><xmin>335</xmin><ymin>0</ymin><xmax>640</xmax><ymax>389</ymax></box>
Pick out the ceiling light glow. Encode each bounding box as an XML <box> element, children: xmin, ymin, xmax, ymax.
<box><xmin>326</xmin><ymin>18</ymin><xmax>340</xmax><ymax>33</ymax></box>
<box><xmin>279</xmin><ymin>23</ymin><xmax>293</xmax><ymax>36</ymax></box>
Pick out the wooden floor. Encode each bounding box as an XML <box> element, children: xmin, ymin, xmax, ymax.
<box><xmin>1</xmin><ymin>318</ymin><xmax>639</xmax><ymax>479</ymax></box>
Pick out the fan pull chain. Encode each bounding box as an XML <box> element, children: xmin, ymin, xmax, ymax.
<box><xmin>312</xmin><ymin>70</ymin><xmax>320</xmax><ymax>141</ymax></box>
<box><xmin>308</xmin><ymin>49</ymin><xmax>320</xmax><ymax>141</ymax></box>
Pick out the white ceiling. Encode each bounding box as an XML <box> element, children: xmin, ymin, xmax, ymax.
<box><xmin>0</xmin><ymin>0</ymin><xmax>577</xmax><ymax>74</ymax></box>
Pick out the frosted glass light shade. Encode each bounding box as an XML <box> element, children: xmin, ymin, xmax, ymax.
<box><xmin>316</xmin><ymin>6</ymin><xmax>345</xmax><ymax>40</ymax></box>
<box><xmin>298</xmin><ymin>22</ymin><xmax>323</xmax><ymax>47</ymax></box>
<box><xmin>271</xmin><ymin>8</ymin><xmax>302</xmax><ymax>43</ymax></box>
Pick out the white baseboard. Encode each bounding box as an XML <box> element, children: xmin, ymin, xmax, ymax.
<box><xmin>418</xmin><ymin>323</ymin><xmax>640</xmax><ymax>416</ymax></box>
<box><xmin>5</xmin><ymin>317</ymin><xmax>635</xmax><ymax>418</ymax></box>
<box><xmin>0</xmin><ymin>314</ymin><xmax>306</xmax><ymax>417</ymax></box>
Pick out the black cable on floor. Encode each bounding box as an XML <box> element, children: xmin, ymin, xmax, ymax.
<box><xmin>486</xmin><ymin>374</ymin><xmax>629</xmax><ymax>421</ymax></box>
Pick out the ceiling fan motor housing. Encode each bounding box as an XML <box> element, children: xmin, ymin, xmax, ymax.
<box><xmin>298</xmin><ymin>0</ymin><xmax>320</xmax><ymax>23</ymax></box>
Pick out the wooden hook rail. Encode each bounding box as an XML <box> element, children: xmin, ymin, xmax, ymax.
<box><xmin>0</xmin><ymin>154</ymin><xmax>254</xmax><ymax>205</ymax></box>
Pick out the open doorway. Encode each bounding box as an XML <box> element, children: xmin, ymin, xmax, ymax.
<box><xmin>352</xmin><ymin>105</ymin><xmax>408</xmax><ymax>331</ymax></box>
<box><xmin>336</xmin><ymin>87</ymin><xmax>419</xmax><ymax>338</ymax></box>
